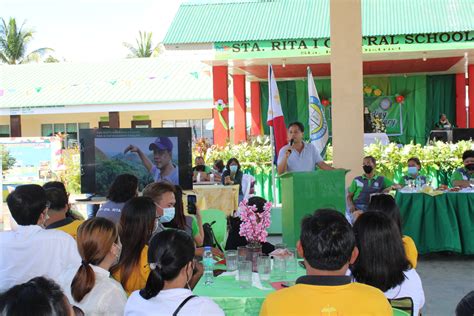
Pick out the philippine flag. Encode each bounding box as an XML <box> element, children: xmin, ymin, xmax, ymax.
<box><xmin>267</xmin><ymin>65</ymin><xmax>287</xmax><ymax>161</ymax></box>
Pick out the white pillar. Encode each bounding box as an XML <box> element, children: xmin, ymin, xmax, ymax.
<box><xmin>330</xmin><ymin>0</ymin><xmax>364</xmax><ymax>186</ymax></box>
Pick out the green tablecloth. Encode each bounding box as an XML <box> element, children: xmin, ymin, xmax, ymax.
<box><xmin>395</xmin><ymin>192</ymin><xmax>474</xmax><ymax>255</ymax></box>
<box><xmin>194</xmin><ymin>265</ymin><xmax>305</xmax><ymax>316</ymax></box>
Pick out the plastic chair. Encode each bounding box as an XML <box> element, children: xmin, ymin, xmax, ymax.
<box><xmin>200</xmin><ymin>209</ymin><xmax>227</xmax><ymax>248</ymax></box>
<box><xmin>390</xmin><ymin>297</ymin><xmax>414</xmax><ymax>316</ymax></box>
<box><xmin>393</xmin><ymin>308</ymin><xmax>410</xmax><ymax>316</ymax></box>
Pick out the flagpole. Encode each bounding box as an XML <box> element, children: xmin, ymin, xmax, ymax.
<box><xmin>270</xmin><ymin>126</ymin><xmax>277</xmax><ymax>203</ymax></box>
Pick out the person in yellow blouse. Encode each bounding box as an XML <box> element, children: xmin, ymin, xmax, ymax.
<box><xmin>112</xmin><ymin>197</ymin><xmax>156</xmax><ymax>295</ymax></box>
<box><xmin>44</xmin><ymin>187</ymin><xmax>83</xmax><ymax>239</ymax></box>
<box><xmin>367</xmin><ymin>194</ymin><xmax>418</xmax><ymax>268</ymax></box>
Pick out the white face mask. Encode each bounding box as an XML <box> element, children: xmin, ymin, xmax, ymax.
<box><xmin>158</xmin><ymin>207</ymin><xmax>175</xmax><ymax>223</ymax></box>
<box><xmin>113</xmin><ymin>243</ymin><xmax>122</xmax><ymax>265</ymax></box>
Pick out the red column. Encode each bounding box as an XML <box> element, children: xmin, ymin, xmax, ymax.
<box><xmin>250</xmin><ymin>81</ymin><xmax>262</xmax><ymax>136</ymax></box>
<box><xmin>469</xmin><ymin>65</ymin><xmax>474</xmax><ymax>128</ymax></box>
<box><xmin>233</xmin><ymin>74</ymin><xmax>246</xmax><ymax>144</ymax></box>
<box><xmin>212</xmin><ymin>66</ymin><xmax>229</xmax><ymax>146</ymax></box>
<box><xmin>456</xmin><ymin>73</ymin><xmax>466</xmax><ymax>128</ymax></box>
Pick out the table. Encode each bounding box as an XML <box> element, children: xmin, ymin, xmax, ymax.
<box><xmin>194</xmin><ymin>264</ymin><xmax>305</xmax><ymax>316</ymax></box>
<box><xmin>395</xmin><ymin>192</ymin><xmax>474</xmax><ymax>255</ymax></box>
<box><xmin>189</xmin><ymin>184</ymin><xmax>239</xmax><ymax>216</ymax></box>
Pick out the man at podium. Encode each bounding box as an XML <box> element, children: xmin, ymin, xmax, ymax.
<box><xmin>277</xmin><ymin>122</ymin><xmax>334</xmax><ymax>174</ymax></box>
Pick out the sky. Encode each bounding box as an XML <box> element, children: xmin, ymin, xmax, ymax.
<box><xmin>2</xmin><ymin>0</ymin><xmax>184</xmax><ymax>62</ymax></box>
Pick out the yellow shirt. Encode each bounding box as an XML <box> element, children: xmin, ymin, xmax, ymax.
<box><xmin>260</xmin><ymin>276</ymin><xmax>392</xmax><ymax>316</ymax></box>
<box><xmin>54</xmin><ymin>220</ymin><xmax>83</xmax><ymax>240</ymax></box>
<box><xmin>112</xmin><ymin>246</ymin><xmax>150</xmax><ymax>296</ymax></box>
<box><xmin>403</xmin><ymin>235</ymin><xmax>418</xmax><ymax>269</ymax></box>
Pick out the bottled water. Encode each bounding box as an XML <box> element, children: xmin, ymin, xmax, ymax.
<box><xmin>203</xmin><ymin>246</ymin><xmax>214</xmax><ymax>286</ymax></box>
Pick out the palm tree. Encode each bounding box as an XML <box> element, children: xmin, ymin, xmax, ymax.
<box><xmin>123</xmin><ymin>31</ymin><xmax>161</xmax><ymax>58</ymax></box>
<box><xmin>0</xmin><ymin>17</ymin><xmax>53</xmax><ymax>64</ymax></box>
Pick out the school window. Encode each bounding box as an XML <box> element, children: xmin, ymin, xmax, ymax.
<box><xmin>0</xmin><ymin>125</ymin><xmax>10</xmax><ymax>137</ymax></box>
<box><xmin>41</xmin><ymin>122</ymin><xmax>90</xmax><ymax>148</ymax></box>
<box><xmin>161</xmin><ymin>119</ymin><xmax>213</xmax><ymax>144</ymax></box>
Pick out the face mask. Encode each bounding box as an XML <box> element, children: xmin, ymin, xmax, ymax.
<box><xmin>407</xmin><ymin>166</ymin><xmax>418</xmax><ymax>175</ymax></box>
<box><xmin>113</xmin><ymin>243</ymin><xmax>122</xmax><ymax>265</ymax></box>
<box><xmin>230</xmin><ymin>165</ymin><xmax>238</xmax><ymax>173</ymax></box>
<box><xmin>466</xmin><ymin>163</ymin><xmax>474</xmax><ymax>171</ymax></box>
<box><xmin>159</xmin><ymin>207</ymin><xmax>175</xmax><ymax>223</ymax></box>
<box><xmin>363</xmin><ymin>165</ymin><xmax>373</xmax><ymax>174</ymax></box>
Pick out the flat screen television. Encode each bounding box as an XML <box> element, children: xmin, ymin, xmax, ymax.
<box><xmin>80</xmin><ymin>128</ymin><xmax>193</xmax><ymax>195</ymax></box>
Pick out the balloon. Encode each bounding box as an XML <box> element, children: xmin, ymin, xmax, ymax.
<box><xmin>373</xmin><ymin>89</ymin><xmax>382</xmax><ymax>96</ymax></box>
<box><xmin>396</xmin><ymin>95</ymin><xmax>405</xmax><ymax>103</ymax></box>
<box><xmin>363</xmin><ymin>86</ymin><xmax>373</xmax><ymax>95</ymax></box>
<box><xmin>322</xmin><ymin>99</ymin><xmax>330</xmax><ymax>107</ymax></box>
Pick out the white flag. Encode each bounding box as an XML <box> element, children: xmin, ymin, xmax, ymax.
<box><xmin>308</xmin><ymin>67</ymin><xmax>329</xmax><ymax>155</ymax></box>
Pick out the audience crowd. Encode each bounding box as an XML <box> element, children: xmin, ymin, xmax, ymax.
<box><xmin>1</xmin><ymin>150</ymin><xmax>474</xmax><ymax>315</ymax></box>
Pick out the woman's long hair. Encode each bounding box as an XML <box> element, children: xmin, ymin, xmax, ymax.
<box><xmin>140</xmin><ymin>229</ymin><xmax>195</xmax><ymax>299</ymax></box>
<box><xmin>71</xmin><ymin>217</ymin><xmax>118</xmax><ymax>302</ymax></box>
<box><xmin>163</xmin><ymin>186</ymin><xmax>188</xmax><ymax>231</ymax></box>
<box><xmin>351</xmin><ymin>212</ymin><xmax>410</xmax><ymax>292</ymax></box>
<box><xmin>367</xmin><ymin>194</ymin><xmax>403</xmax><ymax>234</ymax></box>
<box><xmin>112</xmin><ymin>197</ymin><xmax>156</xmax><ymax>290</ymax></box>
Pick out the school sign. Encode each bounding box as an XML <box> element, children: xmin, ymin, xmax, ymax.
<box><xmin>214</xmin><ymin>31</ymin><xmax>474</xmax><ymax>60</ymax></box>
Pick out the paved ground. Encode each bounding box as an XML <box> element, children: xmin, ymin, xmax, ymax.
<box><xmin>269</xmin><ymin>236</ymin><xmax>474</xmax><ymax>315</ymax></box>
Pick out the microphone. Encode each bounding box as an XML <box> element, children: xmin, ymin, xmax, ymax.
<box><xmin>288</xmin><ymin>139</ymin><xmax>294</xmax><ymax>154</ymax></box>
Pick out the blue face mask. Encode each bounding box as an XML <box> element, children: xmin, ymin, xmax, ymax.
<box><xmin>230</xmin><ymin>165</ymin><xmax>238</xmax><ymax>173</ymax></box>
<box><xmin>159</xmin><ymin>207</ymin><xmax>175</xmax><ymax>223</ymax></box>
<box><xmin>407</xmin><ymin>166</ymin><xmax>418</xmax><ymax>176</ymax></box>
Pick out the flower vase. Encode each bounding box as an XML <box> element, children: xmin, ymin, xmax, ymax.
<box><xmin>246</xmin><ymin>243</ymin><xmax>262</xmax><ymax>272</ymax></box>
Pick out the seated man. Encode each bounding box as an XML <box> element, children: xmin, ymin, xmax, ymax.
<box><xmin>44</xmin><ymin>187</ymin><xmax>83</xmax><ymax>239</ymax></box>
<box><xmin>451</xmin><ymin>150</ymin><xmax>474</xmax><ymax>188</ymax></box>
<box><xmin>0</xmin><ymin>185</ymin><xmax>81</xmax><ymax>292</ymax></box>
<box><xmin>347</xmin><ymin>156</ymin><xmax>399</xmax><ymax>219</ymax></box>
<box><xmin>193</xmin><ymin>156</ymin><xmax>211</xmax><ymax>182</ymax></box>
<box><xmin>434</xmin><ymin>113</ymin><xmax>453</xmax><ymax>129</ymax></box>
<box><xmin>260</xmin><ymin>209</ymin><xmax>392</xmax><ymax>316</ymax></box>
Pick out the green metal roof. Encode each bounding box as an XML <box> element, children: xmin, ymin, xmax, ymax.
<box><xmin>0</xmin><ymin>58</ymin><xmax>212</xmax><ymax>108</ymax></box>
<box><xmin>164</xmin><ymin>0</ymin><xmax>474</xmax><ymax>44</ymax></box>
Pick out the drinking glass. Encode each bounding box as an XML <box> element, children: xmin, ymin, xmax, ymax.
<box><xmin>225</xmin><ymin>250</ymin><xmax>238</xmax><ymax>272</ymax></box>
<box><xmin>285</xmin><ymin>248</ymin><xmax>297</xmax><ymax>274</ymax></box>
<box><xmin>272</xmin><ymin>256</ymin><xmax>286</xmax><ymax>281</ymax></box>
<box><xmin>237</xmin><ymin>246</ymin><xmax>248</xmax><ymax>262</ymax></box>
<box><xmin>238</xmin><ymin>260</ymin><xmax>252</xmax><ymax>289</ymax></box>
<box><xmin>257</xmin><ymin>255</ymin><xmax>271</xmax><ymax>282</ymax></box>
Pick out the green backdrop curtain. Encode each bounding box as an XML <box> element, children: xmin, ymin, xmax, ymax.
<box><xmin>426</xmin><ymin>75</ymin><xmax>456</xmax><ymax>137</ymax></box>
<box><xmin>259</xmin><ymin>74</ymin><xmax>455</xmax><ymax>145</ymax></box>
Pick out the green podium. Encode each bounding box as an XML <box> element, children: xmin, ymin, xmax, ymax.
<box><xmin>279</xmin><ymin>169</ymin><xmax>349</xmax><ymax>247</ymax></box>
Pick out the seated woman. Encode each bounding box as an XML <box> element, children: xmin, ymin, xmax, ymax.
<box><xmin>434</xmin><ymin>113</ymin><xmax>453</xmax><ymax>129</ymax></box>
<box><xmin>211</xmin><ymin>159</ymin><xmax>225</xmax><ymax>182</ymax></box>
<box><xmin>351</xmin><ymin>212</ymin><xmax>425</xmax><ymax>316</ymax></box>
<box><xmin>124</xmin><ymin>229</ymin><xmax>224</xmax><ymax>316</ymax></box>
<box><xmin>225</xmin><ymin>196</ymin><xmax>275</xmax><ymax>255</ymax></box>
<box><xmin>367</xmin><ymin>194</ymin><xmax>418</xmax><ymax>268</ymax></box>
<box><xmin>399</xmin><ymin>157</ymin><xmax>427</xmax><ymax>187</ymax></box>
<box><xmin>0</xmin><ymin>277</ymin><xmax>77</xmax><ymax>316</ymax></box>
<box><xmin>112</xmin><ymin>196</ymin><xmax>156</xmax><ymax>296</ymax></box>
<box><xmin>347</xmin><ymin>156</ymin><xmax>398</xmax><ymax>219</ymax></box>
<box><xmin>163</xmin><ymin>185</ymin><xmax>204</xmax><ymax>246</ymax></box>
<box><xmin>58</xmin><ymin>217</ymin><xmax>127</xmax><ymax>315</ymax></box>
<box><xmin>222</xmin><ymin>157</ymin><xmax>244</xmax><ymax>202</ymax></box>
<box><xmin>96</xmin><ymin>174</ymin><xmax>138</xmax><ymax>224</ymax></box>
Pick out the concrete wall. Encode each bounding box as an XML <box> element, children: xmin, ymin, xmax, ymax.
<box><xmin>0</xmin><ymin>108</ymin><xmax>213</xmax><ymax>137</ymax></box>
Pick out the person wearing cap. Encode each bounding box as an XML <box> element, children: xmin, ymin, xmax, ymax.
<box><xmin>124</xmin><ymin>137</ymin><xmax>179</xmax><ymax>185</ymax></box>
